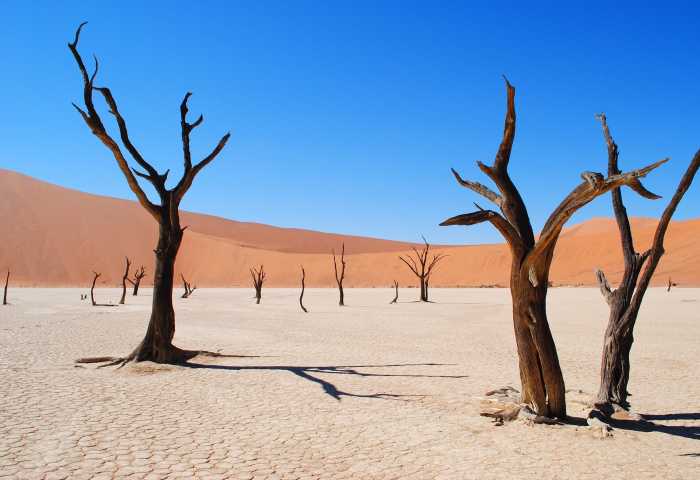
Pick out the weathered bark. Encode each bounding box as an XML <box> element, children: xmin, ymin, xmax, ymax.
<box><xmin>333</xmin><ymin>243</ymin><xmax>346</xmax><ymax>306</ymax></box>
<box><xmin>441</xmin><ymin>80</ymin><xmax>666</xmax><ymax>418</ymax></box>
<box><xmin>250</xmin><ymin>265</ymin><xmax>265</xmax><ymax>304</ymax></box>
<box><xmin>119</xmin><ymin>257</ymin><xmax>131</xmax><ymax>305</ymax></box>
<box><xmin>390</xmin><ymin>280</ymin><xmax>399</xmax><ymax>304</ymax></box>
<box><xmin>69</xmin><ymin>23</ymin><xmax>230</xmax><ymax>365</ymax></box>
<box><xmin>2</xmin><ymin>270</ymin><xmax>9</xmax><ymax>305</ymax></box>
<box><xmin>594</xmin><ymin>114</ymin><xmax>700</xmax><ymax>410</ymax></box>
<box><xmin>128</xmin><ymin>266</ymin><xmax>146</xmax><ymax>296</ymax></box>
<box><xmin>299</xmin><ymin>266</ymin><xmax>308</xmax><ymax>313</ymax></box>
<box><xmin>398</xmin><ymin>237</ymin><xmax>446</xmax><ymax>302</ymax></box>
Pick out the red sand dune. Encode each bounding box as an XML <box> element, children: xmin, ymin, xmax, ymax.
<box><xmin>1</xmin><ymin>168</ymin><xmax>698</xmax><ymax>288</ymax></box>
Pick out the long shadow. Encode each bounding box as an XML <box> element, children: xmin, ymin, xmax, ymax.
<box><xmin>182</xmin><ymin>361</ymin><xmax>466</xmax><ymax>401</ymax></box>
<box><xmin>567</xmin><ymin>414</ymin><xmax>699</xmax><ymax>441</ymax></box>
<box><xmin>642</xmin><ymin>412</ymin><xmax>700</xmax><ymax>421</ymax></box>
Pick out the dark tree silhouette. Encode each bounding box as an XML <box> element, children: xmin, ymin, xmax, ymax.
<box><xmin>592</xmin><ymin>115</ymin><xmax>700</xmax><ymax>416</ymax></box>
<box><xmin>250</xmin><ymin>265</ymin><xmax>266</xmax><ymax>304</ymax></box>
<box><xmin>2</xmin><ymin>270</ymin><xmax>8</xmax><ymax>306</ymax></box>
<box><xmin>299</xmin><ymin>266</ymin><xmax>308</xmax><ymax>313</ymax></box>
<box><xmin>666</xmin><ymin>277</ymin><xmax>677</xmax><ymax>292</ymax></box>
<box><xmin>440</xmin><ymin>79</ymin><xmax>666</xmax><ymax>418</ymax></box>
<box><xmin>70</xmin><ymin>23</ymin><xmax>230</xmax><ymax>365</ymax></box>
<box><xmin>398</xmin><ymin>237</ymin><xmax>446</xmax><ymax>302</ymax></box>
<box><xmin>180</xmin><ymin>274</ymin><xmax>196</xmax><ymax>299</ymax></box>
<box><xmin>333</xmin><ymin>243</ymin><xmax>347</xmax><ymax>306</ymax></box>
<box><xmin>89</xmin><ymin>271</ymin><xmax>115</xmax><ymax>307</ymax></box>
<box><xmin>127</xmin><ymin>266</ymin><xmax>146</xmax><ymax>296</ymax></box>
<box><xmin>390</xmin><ymin>280</ymin><xmax>399</xmax><ymax>304</ymax></box>
<box><xmin>119</xmin><ymin>257</ymin><xmax>132</xmax><ymax>305</ymax></box>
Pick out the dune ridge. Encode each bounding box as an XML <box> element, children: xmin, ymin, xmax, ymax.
<box><xmin>1</xmin><ymin>168</ymin><xmax>698</xmax><ymax>288</ymax></box>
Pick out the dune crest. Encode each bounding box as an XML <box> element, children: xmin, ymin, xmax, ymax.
<box><xmin>1</xmin><ymin>168</ymin><xmax>698</xmax><ymax>287</ymax></box>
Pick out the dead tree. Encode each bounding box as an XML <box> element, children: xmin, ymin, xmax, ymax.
<box><xmin>2</xmin><ymin>270</ymin><xmax>8</xmax><ymax>305</ymax></box>
<box><xmin>250</xmin><ymin>265</ymin><xmax>266</xmax><ymax>304</ymax></box>
<box><xmin>390</xmin><ymin>280</ymin><xmax>399</xmax><ymax>304</ymax></box>
<box><xmin>333</xmin><ymin>243</ymin><xmax>347</xmax><ymax>306</ymax></box>
<box><xmin>666</xmin><ymin>277</ymin><xmax>677</xmax><ymax>292</ymax></box>
<box><xmin>119</xmin><ymin>257</ymin><xmax>132</xmax><ymax>305</ymax></box>
<box><xmin>440</xmin><ymin>79</ymin><xmax>666</xmax><ymax>418</ymax></box>
<box><xmin>592</xmin><ymin>115</ymin><xmax>700</xmax><ymax>415</ymax></box>
<box><xmin>398</xmin><ymin>237</ymin><xmax>446</xmax><ymax>302</ymax></box>
<box><xmin>127</xmin><ymin>266</ymin><xmax>146</xmax><ymax>296</ymax></box>
<box><xmin>180</xmin><ymin>274</ymin><xmax>196</xmax><ymax>299</ymax></box>
<box><xmin>89</xmin><ymin>271</ymin><xmax>115</xmax><ymax>307</ymax></box>
<box><xmin>70</xmin><ymin>23</ymin><xmax>230</xmax><ymax>365</ymax></box>
<box><xmin>299</xmin><ymin>266</ymin><xmax>308</xmax><ymax>313</ymax></box>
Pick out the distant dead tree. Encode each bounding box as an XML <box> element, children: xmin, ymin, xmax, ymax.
<box><xmin>390</xmin><ymin>280</ymin><xmax>399</xmax><ymax>304</ymax></box>
<box><xmin>440</xmin><ymin>79</ymin><xmax>666</xmax><ymax>419</ymax></box>
<box><xmin>333</xmin><ymin>243</ymin><xmax>347</xmax><ymax>306</ymax></box>
<box><xmin>591</xmin><ymin>115</ymin><xmax>699</xmax><ymax>420</ymax></box>
<box><xmin>299</xmin><ymin>266</ymin><xmax>308</xmax><ymax>313</ymax></box>
<box><xmin>250</xmin><ymin>265</ymin><xmax>266</xmax><ymax>304</ymax></box>
<box><xmin>127</xmin><ymin>266</ymin><xmax>146</xmax><ymax>296</ymax></box>
<box><xmin>90</xmin><ymin>271</ymin><xmax>116</xmax><ymax>307</ymax></box>
<box><xmin>666</xmin><ymin>277</ymin><xmax>677</xmax><ymax>292</ymax></box>
<box><xmin>180</xmin><ymin>274</ymin><xmax>197</xmax><ymax>299</ymax></box>
<box><xmin>3</xmin><ymin>270</ymin><xmax>9</xmax><ymax>305</ymax></box>
<box><xmin>119</xmin><ymin>257</ymin><xmax>132</xmax><ymax>305</ymax></box>
<box><xmin>70</xmin><ymin>23</ymin><xmax>230</xmax><ymax>365</ymax></box>
<box><xmin>398</xmin><ymin>237</ymin><xmax>446</xmax><ymax>302</ymax></box>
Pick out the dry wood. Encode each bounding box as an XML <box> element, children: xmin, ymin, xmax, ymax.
<box><xmin>250</xmin><ymin>265</ymin><xmax>266</xmax><ymax>304</ymax></box>
<box><xmin>398</xmin><ymin>237</ymin><xmax>446</xmax><ymax>302</ymax></box>
<box><xmin>299</xmin><ymin>266</ymin><xmax>308</xmax><ymax>313</ymax></box>
<box><xmin>69</xmin><ymin>23</ymin><xmax>229</xmax><ymax>365</ymax></box>
<box><xmin>592</xmin><ymin>114</ymin><xmax>700</xmax><ymax>413</ymax></box>
<box><xmin>119</xmin><ymin>257</ymin><xmax>131</xmax><ymax>305</ymax></box>
<box><xmin>441</xmin><ymin>79</ymin><xmax>666</xmax><ymax>418</ymax></box>
<box><xmin>127</xmin><ymin>266</ymin><xmax>146</xmax><ymax>296</ymax></box>
<box><xmin>2</xmin><ymin>270</ymin><xmax>8</xmax><ymax>306</ymax></box>
<box><xmin>390</xmin><ymin>280</ymin><xmax>399</xmax><ymax>304</ymax></box>
<box><xmin>180</xmin><ymin>274</ymin><xmax>196</xmax><ymax>299</ymax></box>
<box><xmin>333</xmin><ymin>243</ymin><xmax>347</xmax><ymax>306</ymax></box>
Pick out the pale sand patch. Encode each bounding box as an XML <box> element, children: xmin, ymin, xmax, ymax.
<box><xmin>0</xmin><ymin>288</ymin><xmax>697</xmax><ymax>479</ymax></box>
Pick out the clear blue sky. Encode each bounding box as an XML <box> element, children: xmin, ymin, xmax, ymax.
<box><xmin>2</xmin><ymin>1</ymin><xmax>698</xmax><ymax>244</ymax></box>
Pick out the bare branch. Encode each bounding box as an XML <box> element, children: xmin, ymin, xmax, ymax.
<box><xmin>68</xmin><ymin>23</ymin><xmax>160</xmax><ymax>219</ymax></box>
<box><xmin>528</xmin><ymin>158</ymin><xmax>668</xmax><ymax>265</ymax></box>
<box><xmin>450</xmin><ymin>167</ymin><xmax>503</xmax><ymax>207</ymax></box>
<box><xmin>440</xmin><ymin>210</ymin><xmax>520</xmax><ymax>249</ymax></box>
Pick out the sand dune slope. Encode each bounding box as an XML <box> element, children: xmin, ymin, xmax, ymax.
<box><xmin>1</xmin><ymin>168</ymin><xmax>698</xmax><ymax>287</ymax></box>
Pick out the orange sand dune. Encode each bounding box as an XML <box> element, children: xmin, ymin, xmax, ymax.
<box><xmin>1</xmin><ymin>168</ymin><xmax>698</xmax><ymax>288</ymax></box>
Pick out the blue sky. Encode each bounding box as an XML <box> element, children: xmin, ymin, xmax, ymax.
<box><xmin>2</xmin><ymin>1</ymin><xmax>698</xmax><ymax>244</ymax></box>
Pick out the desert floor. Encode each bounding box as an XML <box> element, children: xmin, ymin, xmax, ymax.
<box><xmin>0</xmin><ymin>288</ymin><xmax>698</xmax><ymax>479</ymax></box>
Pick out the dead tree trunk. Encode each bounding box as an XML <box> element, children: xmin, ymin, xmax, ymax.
<box><xmin>119</xmin><ymin>257</ymin><xmax>132</xmax><ymax>305</ymax></box>
<box><xmin>440</xmin><ymin>79</ymin><xmax>666</xmax><ymax>418</ymax></box>
<box><xmin>333</xmin><ymin>243</ymin><xmax>347</xmax><ymax>306</ymax></box>
<box><xmin>180</xmin><ymin>274</ymin><xmax>196</xmax><ymax>299</ymax></box>
<box><xmin>299</xmin><ymin>266</ymin><xmax>308</xmax><ymax>313</ymax></box>
<box><xmin>90</xmin><ymin>271</ymin><xmax>100</xmax><ymax>306</ymax></box>
<box><xmin>390</xmin><ymin>280</ymin><xmax>399</xmax><ymax>304</ymax></box>
<box><xmin>399</xmin><ymin>237</ymin><xmax>446</xmax><ymax>302</ymax></box>
<box><xmin>128</xmin><ymin>266</ymin><xmax>146</xmax><ymax>296</ymax></box>
<box><xmin>666</xmin><ymin>278</ymin><xmax>676</xmax><ymax>292</ymax></box>
<box><xmin>2</xmin><ymin>270</ymin><xmax>9</xmax><ymax>305</ymax></box>
<box><xmin>69</xmin><ymin>23</ymin><xmax>230</xmax><ymax>365</ymax></box>
<box><xmin>593</xmin><ymin>115</ymin><xmax>700</xmax><ymax>412</ymax></box>
<box><xmin>250</xmin><ymin>265</ymin><xmax>265</xmax><ymax>304</ymax></box>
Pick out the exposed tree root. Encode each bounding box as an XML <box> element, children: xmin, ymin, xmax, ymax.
<box><xmin>75</xmin><ymin>347</ymin><xmax>251</xmax><ymax>369</ymax></box>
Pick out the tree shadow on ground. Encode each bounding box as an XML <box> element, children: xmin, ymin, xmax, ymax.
<box><xmin>181</xmin><ymin>361</ymin><xmax>466</xmax><ymax>401</ymax></box>
<box><xmin>566</xmin><ymin>413</ymin><xmax>699</xmax><ymax>441</ymax></box>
